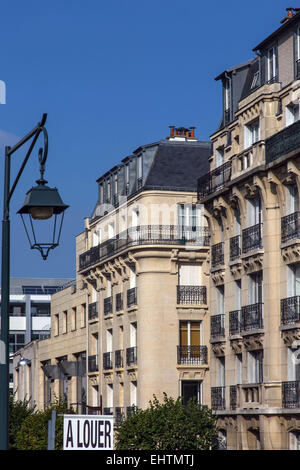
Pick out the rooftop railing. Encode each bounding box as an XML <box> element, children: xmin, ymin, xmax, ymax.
<box><xmin>79</xmin><ymin>225</ymin><xmax>210</xmax><ymax>271</ymax></box>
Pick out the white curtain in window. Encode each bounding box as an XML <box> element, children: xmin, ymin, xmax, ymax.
<box><xmin>179</xmin><ymin>264</ymin><xmax>201</xmax><ymax>286</ymax></box>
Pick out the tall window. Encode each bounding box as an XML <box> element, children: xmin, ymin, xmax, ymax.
<box><xmin>286</xmin><ymin>102</ymin><xmax>300</xmax><ymax>127</ymax></box>
<box><xmin>216</xmin><ymin>147</ymin><xmax>224</xmax><ymax>167</ymax></box>
<box><xmin>178</xmin><ymin>204</ymin><xmax>202</xmax><ymax>239</ymax></box>
<box><xmin>248</xmin><ymin>350</ymin><xmax>263</xmax><ymax>384</ymax></box>
<box><xmin>180</xmin><ymin>321</ymin><xmax>201</xmax><ymax>349</ymax></box>
<box><xmin>248</xmin><ymin>271</ymin><xmax>263</xmax><ymax>304</ymax></box>
<box><xmin>286</xmin><ymin>184</ymin><xmax>299</xmax><ymax>215</ymax></box>
<box><xmin>287</xmin><ymin>264</ymin><xmax>300</xmax><ymax>298</ymax></box>
<box><xmin>244</xmin><ymin>119</ymin><xmax>260</xmax><ymax>149</ymax></box>
<box><xmin>267</xmin><ymin>46</ymin><xmax>277</xmax><ymax>82</ymax></box>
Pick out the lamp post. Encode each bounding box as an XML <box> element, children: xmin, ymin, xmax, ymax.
<box><xmin>0</xmin><ymin>114</ymin><xmax>68</xmax><ymax>450</ymax></box>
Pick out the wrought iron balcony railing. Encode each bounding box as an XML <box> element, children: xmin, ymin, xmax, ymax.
<box><xmin>230</xmin><ymin>385</ymin><xmax>238</xmax><ymax>410</ymax></box>
<box><xmin>88</xmin><ymin>355</ymin><xmax>99</xmax><ymax>373</ymax></box>
<box><xmin>229</xmin><ymin>310</ymin><xmax>241</xmax><ymax>335</ymax></box>
<box><xmin>210</xmin><ymin>314</ymin><xmax>225</xmax><ymax>339</ymax></box>
<box><xmin>211</xmin><ymin>242</ymin><xmax>224</xmax><ymax>267</ymax></box>
<box><xmin>281</xmin><ymin>296</ymin><xmax>300</xmax><ymax>325</ymax></box>
<box><xmin>241</xmin><ymin>303</ymin><xmax>263</xmax><ymax>332</ymax></box>
<box><xmin>177</xmin><ymin>285</ymin><xmax>207</xmax><ymax>305</ymax></box>
<box><xmin>266</xmin><ymin>119</ymin><xmax>300</xmax><ymax>164</ymax></box>
<box><xmin>103</xmin><ymin>352</ymin><xmax>113</xmax><ymax>370</ymax></box>
<box><xmin>177</xmin><ymin>345</ymin><xmax>208</xmax><ymax>365</ymax></box>
<box><xmin>230</xmin><ymin>235</ymin><xmax>241</xmax><ymax>261</ymax></box>
<box><xmin>282</xmin><ymin>381</ymin><xmax>300</xmax><ymax>408</ymax></box>
<box><xmin>104</xmin><ymin>296</ymin><xmax>113</xmax><ymax>315</ymax></box>
<box><xmin>197</xmin><ymin>161</ymin><xmax>232</xmax><ymax>199</ymax></box>
<box><xmin>281</xmin><ymin>211</ymin><xmax>300</xmax><ymax>244</ymax></box>
<box><xmin>211</xmin><ymin>386</ymin><xmax>226</xmax><ymax>410</ymax></box>
<box><xmin>88</xmin><ymin>302</ymin><xmax>98</xmax><ymax>321</ymax></box>
<box><xmin>126</xmin><ymin>346</ymin><xmax>137</xmax><ymax>367</ymax></box>
<box><xmin>242</xmin><ymin>223</ymin><xmax>263</xmax><ymax>253</ymax></box>
<box><xmin>127</xmin><ymin>287</ymin><xmax>137</xmax><ymax>308</ymax></box>
<box><xmin>115</xmin><ymin>349</ymin><xmax>124</xmax><ymax>368</ymax></box>
<box><xmin>79</xmin><ymin>225</ymin><xmax>210</xmax><ymax>270</ymax></box>
<box><xmin>116</xmin><ymin>292</ymin><xmax>123</xmax><ymax>311</ymax></box>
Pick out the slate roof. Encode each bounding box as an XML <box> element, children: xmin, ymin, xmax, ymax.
<box><xmin>143</xmin><ymin>140</ymin><xmax>211</xmax><ymax>192</ymax></box>
<box><xmin>240</xmin><ymin>57</ymin><xmax>260</xmax><ymax>101</ymax></box>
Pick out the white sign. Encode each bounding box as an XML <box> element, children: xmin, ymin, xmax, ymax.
<box><xmin>63</xmin><ymin>415</ymin><xmax>114</xmax><ymax>450</ymax></box>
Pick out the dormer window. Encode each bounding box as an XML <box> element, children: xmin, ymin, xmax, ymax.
<box><xmin>224</xmin><ymin>78</ymin><xmax>231</xmax><ymax>125</ymax></box>
<box><xmin>216</xmin><ymin>147</ymin><xmax>224</xmax><ymax>168</ymax></box>
<box><xmin>296</xmin><ymin>27</ymin><xmax>300</xmax><ymax>78</ymax></box>
<box><xmin>267</xmin><ymin>46</ymin><xmax>278</xmax><ymax>83</ymax></box>
<box><xmin>251</xmin><ymin>71</ymin><xmax>260</xmax><ymax>89</ymax></box>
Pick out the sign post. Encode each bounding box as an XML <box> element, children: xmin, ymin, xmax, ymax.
<box><xmin>63</xmin><ymin>415</ymin><xmax>114</xmax><ymax>451</ymax></box>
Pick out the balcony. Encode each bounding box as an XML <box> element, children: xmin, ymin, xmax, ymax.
<box><xmin>230</xmin><ymin>235</ymin><xmax>241</xmax><ymax>261</ymax></box>
<box><xmin>88</xmin><ymin>302</ymin><xmax>98</xmax><ymax>321</ymax></box>
<box><xmin>115</xmin><ymin>349</ymin><xmax>124</xmax><ymax>368</ymax></box>
<box><xmin>104</xmin><ymin>296</ymin><xmax>113</xmax><ymax>316</ymax></box>
<box><xmin>229</xmin><ymin>310</ymin><xmax>241</xmax><ymax>336</ymax></box>
<box><xmin>211</xmin><ymin>242</ymin><xmax>224</xmax><ymax>268</ymax></box>
<box><xmin>197</xmin><ymin>161</ymin><xmax>232</xmax><ymax>200</ymax></box>
<box><xmin>210</xmin><ymin>314</ymin><xmax>225</xmax><ymax>340</ymax></box>
<box><xmin>126</xmin><ymin>346</ymin><xmax>137</xmax><ymax>367</ymax></box>
<box><xmin>127</xmin><ymin>287</ymin><xmax>137</xmax><ymax>308</ymax></box>
<box><xmin>88</xmin><ymin>355</ymin><xmax>98</xmax><ymax>373</ymax></box>
<box><xmin>211</xmin><ymin>386</ymin><xmax>226</xmax><ymax>410</ymax></box>
<box><xmin>177</xmin><ymin>345</ymin><xmax>208</xmax><ymax>365</ymax></box>
<box><xmin>241</xmin><ymin>303</ymin><xmax>263</xmax><ymax>332</ymax></box>
<box><xmin>230</xmin><ymin>385</ymin><xmax>238</xmax><ymax>410</ymax></box>
<box><xmin>116</xmin><ymin>293</ymin><xmax>123</xmax><ymax>312</ymax></box>
<box><xmin>79</xmin><ymin>225</ymin><xmax>210</xmax><ymax>271</ymax></box>
<box><xmin>242</xmin><ymin>223</ymin><xmax>263</xmax><ymax>254</ymax></box>
<box><xmin>281</xmin><ymin>212</ymin><xmax>300</xmax><ymax>244</ymax></box>
<box><xmin>103</xmin><ymin>352</ymin><xmax>113</xmax><ymax>370</ymax></box>
<box><xmin>281</xmin><ymin>296</ymin><xmax>300</xmax><ymax>326</ymax></box>
<box><xmin>177</xmin><ymin>285</ymin><xmax>207</xmax><ymax>305</ymax></box>
<box><xmin>266</xmin><ymin>119</ymin><xmax>300</xmax><ymax>164</ymax></box>
<box><xmin>282</xmin><ymin>381</ymin><xmax>300</xmax><ymax>408</ymax></box>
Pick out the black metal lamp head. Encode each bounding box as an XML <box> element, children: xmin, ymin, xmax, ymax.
<box><xmin>17</xmin><ymin>178</ymin><xmax>69</xmax><ymax>260</ymax></box>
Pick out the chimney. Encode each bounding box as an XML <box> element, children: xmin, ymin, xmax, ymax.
<box><xmin>166</xmin><ymin>126</ymin><xmax>197</xmax><ymax>141</ymax></box>
<box><xmin>280</xmin><ymin>7</ymin><xmax>298</xmax><ymax>23</ymax></box>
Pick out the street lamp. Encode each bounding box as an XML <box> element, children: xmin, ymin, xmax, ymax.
<box><xmin>0</xmin><ymin>113</ymin><xmax>68</xmax><ymax>450</ymax></box>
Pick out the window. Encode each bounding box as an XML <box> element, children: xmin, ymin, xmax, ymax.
<box><xmin>180</xmin><ymin>321</ymin><xmax>201</xmax><ymax>348</ymax></box>
<box><xmin>71</xmin><ymin>307</ymin><xmax>76</xmax><ymax>331</ymax></box>
<box><xmin>31</xmin><ymin>331</ymin><xmax>50</xmax><ymax>341</ymax></box>
<box><xmin>248</xmin><ymin>271</ymin><xmax>263</xmax><ymax>304</ymax></box>
<box><xmin>247</xmin><ymin>196</ymin><xmax>262</xmax><ymax>226</ymax></box>
<box><xmin>181</xmin><ymin>381</ymin><xmax>202</xmax><ymax>406</ymax></box>
<box><xmin>217</xmin><ymin>357</ymin><xmax>225</xmax><ymax>386</ymax></box>
<box><xmin>54</xmin><ymin>314</ymin><xmax>59</xmax><ymax>336</ymax></box>
<box><xmin>290</xmin><ymin>431</ymin><xmax>300</xmax><ymax>450</ymax></box>
<box><xmin>251</xmin><ymin>71</ymin><xmax>260</xmax><ymax>89</ymax></box>
<box><xmin>31</xmin><ymin>303</ymin><xmax>50</xmax><ymax>317</ymax></box>
<box><xmin>178</xmin><ymin>204</ymin><xmax>202</xmax><ymax>239</ymax></box>
<box><xmin>286</xmin><ymin>184</ymin><xmax>299</xmax><ymax>215</ymax></box>
<box><xmin>236</xmin><ymin>354</ymin><xmax>243</xmax><ymax>384</ymax></box>
<box><xmin>216</xmin><ymin>285</ymin><xmax>225</xmax><ymax>315</ymax></box>
<box><xmin>9</xmin><ymin>333</ymin><xmax>25</xmax><ymax>354</ymax></box>
<box><xmin>248</xmin><ymin>350</ymin><xmax>263</xmax><ymax>383</ymax></box>
<box><xmin>216</xmin><ymin>147</ymin><xmax>224</xmax><ymax>167</ymax></box>
<box><xmin>267</xmin><ymin>46</ymin><xmax>277</xmax><ymax>82</ymax></box>
<box><xmin>9</xmin><ymin>302</ymin><xmax>26</xmax><ymax>317</ymax></box>
<box><xmin>244</xmin><ymin>119</ymin><xmax>260</xmax><ymax>149</ymax></box>
<box><xmin>287</xmin><ymin>264</ymin><xmax>300</xmax><ymax>298</ymax></box>
<box><xmin>178</xmin><ymin>263</ymin><xmax>202</xmax><ymax>287</ymax></box>
<box><xmin>295</xmin><ymin>27</ymin><xmax>300</xmax><ymax>78</ymax></box>
<box><xmin>286</xmin><ymin>102</ymin><xmax>300</xmax><ymax>127</ymax></box>
<box><xmin>62</xmin><ymin>311</ymin><xmax>67</xmax><ymax>334</ymax></box>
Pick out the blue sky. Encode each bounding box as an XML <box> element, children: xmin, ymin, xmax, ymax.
<box><xmin>0</xmin><ymin>0</ymin><xmax>290</xmax><ymax>279</ymax></box>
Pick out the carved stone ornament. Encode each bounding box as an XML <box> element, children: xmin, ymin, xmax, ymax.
<box><xmin>115</xmin><ymin>371</ymin><xmax>124</xmax><ymax>383</ymax></box>
<box><xmin>127</xmin><ymin>369</ymin><xmax>138</xmax><ymax>381</ymax></box>
<box><xmin>244</xmin><ymin>182</ymin><xmax>259</xmax><ymax>199</ymax></box>
<box><xmin>281</xmin><ymin>242</ymin><xmax>300</xmax><ymax>264</ymax></box>
<box><xmin>281</xmin><ymin>328</ymin><xmax>300</xmax><ymax>347</ymax></box>
<box><xmin>178</xmin><ymin>369</ymin><xmax>207</xmax><ymax>381</ymax></box>
<box><xmin>230</xmin><ymin>338</ymin><xmax>243</xmax><ymax>354</ymax></box>
<box><xmin>230</xmin><ymin>261</ymin><xmax>242</xmax><ymax>279</ymax></box>
<box><xmin>211</xmin><ymin>268</ymin><xmax>225</xmax><ymax>285</ymax></box>
<box><xmin>242</xmin><ymin>252</ymin><xmax>264</xmax><ymax>274</ymax></box>
<box><xmin>242</xmin><ymin>333</ymin><xmax>264</xmax><ymax>351</ymax></box>
<box><xmin>89</xmin><ymin>376</ymin><xmax>99</xmax><ymax>386</ymax></box>
<box><xmin>103</xmin><ymin>372</ymin><xmax>113</xmax><ymax>384</ymax></box>
<box><xmin>211</xmin><ymin>341</ymin><xmax>226</xmax><ymax>357</ymax></box>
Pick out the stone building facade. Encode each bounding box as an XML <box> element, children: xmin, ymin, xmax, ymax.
<box><xmin>14</xmin><ymin>127</ymin><xmax>213</xmax><ymax>423</ymax></box>
<box><xmin>197</xmin><ymin>8</ymin><xmax>300</xmax><ymax>450</ymax></box>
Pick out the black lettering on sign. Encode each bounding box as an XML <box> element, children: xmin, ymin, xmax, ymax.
<box><xmin>98</xmin><ymin>420</ymin><xmax>104</xmax><ymax>448</ymax></box>
<box><xmin>77</xmin><ymin>420</ymin><xmax>83</xmax><ymax>447</ymax></box>
<box><xmin>90</xmin><ymin>420</ymin><xmax>97</xmax><ymax>448</ymax></box>
<box><xmin>105</xmin><ymin>420</ymin><xmax>111</xmax><ymax>448</ymax></box>
<box><xmin>66</xmin><ymin>420</ymin><xmax>73</xmax><ymax>448</ymax></box>
<box><xmin>83</xmin><ymin>420</ymin><xmax>90</xmax><ymax>448</ymax></box>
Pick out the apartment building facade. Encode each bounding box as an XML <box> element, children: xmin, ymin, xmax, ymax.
<box><xmin>14</xmin><ymin>127</ymin><xmax>213</xmax><ymax>422</ymax></box>
<box><xmin>197</xmin><ymin>8</ymin><xmax>300</xmax><ymax>450</ymax></box>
